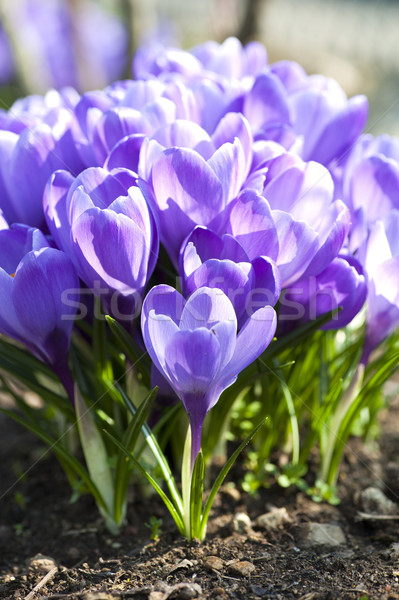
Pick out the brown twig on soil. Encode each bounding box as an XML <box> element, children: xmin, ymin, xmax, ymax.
<box><xmin>356</xmin><ymin>511</ymin><xmax>399</xmax><ymax>521</ymax></box>
<box><xmin>24</xmin><ymin>566</ymin><xmax>58</xmax><ymax>600</ymax></box>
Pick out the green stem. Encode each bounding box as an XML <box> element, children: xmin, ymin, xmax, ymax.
<box><xmin>181</xmin><ymin>425</ymin><xmax>192</xmax><ymax>539</ymax></box>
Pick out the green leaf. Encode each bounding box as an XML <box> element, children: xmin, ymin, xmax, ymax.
<box><xmin>105</xmin><ymin>315</ymin><xmax>151</xmax><ymax>387</ymax></box>
<box><xmin>263</xmin><ymin>308</ymin><xmax>340</xmax><ymax>361</ymax></box>
<box><xmin>190</xmin><ymin>450</ymin><xmax>204</xmax><ymax>540</ymax></box>
<box><xmin>0</xmin><ymin>337</ymin><xmax>58</xmax><ymax>381</ymax></box>
<box><xmin>272</xmin><ymin>360</ymin><xmax>300</xmax><ymax>465</ymax></box>
<box><xmin>0</xmin><ymin>407</ymin><xmax>108</xmax><ymax>511</ymax></box>
<box><xmin>200</xmin><ymin>418</ymin><xmax>267</xmax><ymax>540</ymax></box>
<box><xmin>113</xmin><ymin>382</ymin><xmax>184</xmax><ymax>517</ymax></box>
<box><xmin>103</xmin><ymin>429</ymin><xmax>185</xmax><ymax>535</ymax></box>
<box><xmin>113</xmin><ymin>386</ymin><xmax>158</xmax><ymax>525</ymax></box>
<box><xmin>74</xmin><ymin>385</ymin><xmax>115</xmax><ymax>519</ymax></box>
<box><xmin>93</xmin><ymin>299</ymin><xmax>113</xmax><ymax>383</ymax></box>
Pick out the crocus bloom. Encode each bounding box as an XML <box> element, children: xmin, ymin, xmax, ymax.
<box><xmin>0</xmin><ymin>224</ymin><xmax>79</xmax><ymax>397</ymax></box>
<box><xmin>141</xmin><ymin>285</ymin><xmax>277</xmax><ymax>466</ymax></box>
<box><xmin>278</xmin><ymin>255</ymin><xmax>367</xmax><ymax>332</ymax></box>
<box><xmin>44</xmin><ymin>166</ymin><xmax>159</xmax><ymax>320</ymax></box>
<box><xmin>139</xmin><ymin>113</ymin><xmax>253</xmax><ymax>265</ymax></box>
<box><xmin>179</xmin><ymin>226</ymin><xmax>281</xmax><ymax>327</ymax></box>
<box><xmin>211</xmin><ymin>159</ymin><xmax>349</xmax><ymax>290</ymax></box>
<box><xmin>0</xmin><ymin>106</ymin><xmax>84</xmax><ymax>227</ymax></box>
<box><xmin>133</xmin><ymin>36</ymin><xmax>267</xmax><ymax>83</ymax></box>
<box><xmin>338</xmin><ymin>133</ymin><xmax>399</xmax><ymax>254</ymax></box>
<box><xmin>361</xmin><ymin>212</ymin><xmax>399</xmax><ymax>363</ymax></box>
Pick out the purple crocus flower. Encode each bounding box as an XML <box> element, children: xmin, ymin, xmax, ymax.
<box><xmin>361</xmin><ymin>212</ymin><xmax>399</xmax><ymax>363</ymax></box>
<box><xmin>138</xmin><ymin>114</ymin><xmax>253</xmax><ymax>265</ymax></box>
<box><xmin>286</xmin><ymin>73</ymin><xmax>368</xmax><ymax>166</ymax></box>
<box><xmin>133</xmin><ymin>37</ymin><xmax>267</xmax><ymax>83</ymax></box>
<box><xmin>141</xmin><ymin>285</ymin><xmax>277</xmax><ymax>466</ymax></box>
<box><xmin>0</xmin><ymin>224</ymin><xmax>79</xmax><ymax>398</ymax></box>
<box><xmin>73</xmin><ymin>79</ymin><xmax>199</xmax><ymax>169</ymax></box>
<box><xmin>0</xmin><ymin>106</ymin><xmax>84</xmax><ymax>227</ymax></box>
<box><xmin>337</xmin><ymin>133</ymin><xmax>399</xmax><ymax>254</ymax></box>
<box><xmin>278</xmin><ymin>255</ymin><xmax>367</xmax><ymax>332</ymax></box>
<box><xmin>179</xmin><ymin>226</ymin><xmax>281</xmax><ymax>327</ymax></box>
<box><xmin>44</xmin><ymin>166</ymin><xmax>159</xmax><ymax>320</ymax></box>
<box><xmin>211</xmin><ymin>157</ymin><xmax>349</xmax><ymax>289</ymax></box>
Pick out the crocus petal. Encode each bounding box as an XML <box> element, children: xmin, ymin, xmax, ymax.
<box><xmin>208</xmin><ymin>138</ymin><xmax>248</xmax><ymax>203</ymax></box>
<box><xmin>272</xmin><ymin>210</ymin><xmax>319</xmax><ymax>286</ymax></box>
<box><xmin>12</xmin><ymin>248</ymin><xmax>79</xmax><ymax>364</ymax></box>
<box><xmin>151</xmin><ymin>120</ymin><xmax>214</xmax><ymax>158</ymax></box>
<box><xmin>184</xmin><ymin>259</ymin><xmax>252</xmax><ymax>322</ymax></box>
<box><xmin>142</xmin><ymin>285</ymin><xmax>184</xmax><ymax>374</ymax></box>
<box><xmin>363</xmin><ymin>256</ymin><xmax>399</xmax><ymax>362</ymax></box>
<box><xmin>300</xmin><ymin>200</ymin><xmax>350</xmax><ymax>279</ymax></box>
<box><xmin>264</xmin><ymin>160</ymin><xmax>334</xmax><ymax>220</ymax></box>
<box><xmin>164</xmin><ymin>328</ymin><xmax>221</xmax><ymax>396</ymax></box>
<box><xmin>0</xmin><ymin>224</ymin><xmax>49</xmax><ymax>274</ymax></box>
<box><xmin>0</xmin><ymin>268</ymin><xmax>26</xmax><ymax>342</ymax></box>
<box><xmin>44</xmin><ymin>169</ymin><xmax>76</xmax><ymax>255</ymax></box>
<box><xmin>211</xmin><ymin>112</ymin><xmax>253</xmax><ymax>174</ymax></box>
<box><xmin>217</xmin><ymin>189</ymin><xmax>279</xmax><ymax>261</ymax></box>
<box><xmin>216</xmin><ymin>305</ymin><xmax>277</xmax><ymax>400</ymax></box>
<box><xmin>244</xmin><ymin>72</ymin><xmax>291</xmax><ymax>131</ymax></box>
<box><xmin>151</xmin><ymin>148</ymin><xmax>224</xmax><ymax>263</ymax></box>
<box><xmin>180</xmin><ymin>286</ymin><xmax>237</xmax><ymax>331</ymax></box>
<box><xmin>249</xmin><ymin>256</ymin><xmax>282</xmax><ymax>311</ymax></box>
<box><xmin>105</xmin><ymin>134</ymin><xmax>145</xmax><ymax>173</ymax></box>
<box><xmin>71</xmin><ymin>207</ymin><xmax>149</xmax><ymax>297</ymax></box>
<box><xmin>350</xmin><ymin>155</ymin><xmax>399</xmax><ymax>222</ymax></box>
<box><xmin>309</xmin><ymin>95</ymin><xmax>368</xmax><ymax>165</ymax></box>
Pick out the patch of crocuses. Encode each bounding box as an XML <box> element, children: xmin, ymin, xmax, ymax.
<box><xmin>0</xmin><ymin>36</ymin><xmax>398</xmax><ymax>538</ymax></box>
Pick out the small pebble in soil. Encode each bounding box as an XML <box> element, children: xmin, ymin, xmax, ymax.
<box><xmin>210</xmin><ymin>587</ymin><xmax>229</xmax><ymax>599</ymax></box>
<box><xmin>227</xmin><ymin>560</ymin><xmax>256</xmax><ymax>577</ymax></box>
<box><xmin>384</xmin><ymin>542</ymin><xmax>399</xmax><ymax>560</ymax></box>
<box><xmin>297</xmin><ymin>522</ymin><xmax>346</xmax><ymax>548</ymax></box>
<box><xmin>203</xmin><ymin>556</ymin><xmax>224</xmax><ymax>571</ymax></box>
<box><xmin>232</xmin><ymin>512</ymin><xmax>252</xmax><ymax>534</ymax></box>
<box><xmin>149</xmin><ymin>593</ymin><xmax>164</xmax><ymax>600</ymax></box>
<box><xmin>359</xmin><ymin>486</ymin><xmax>399</xmax><ymax>515</ymax></box>
<box><xmin>164</xmin><ymin>582</ymin><xmax>203</xmax><ymax>599</ymax></box>
<box><xmin>255</xmin><ymin>506</ymin><xmax>292</xmax><ymax>530</ymax></box>
<box><xmin>26</xmin><ymin>554</ymin><xmax>57</xmax><ymax>575</ymax></box>
<box><xmin>167</xmin><ymin>559</ymin><xmax>194</xmax><ymax>574</ymax></box>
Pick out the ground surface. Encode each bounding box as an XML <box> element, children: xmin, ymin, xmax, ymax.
<box><xmin>1</xmin><ymin>400</ymin><xmax>399</xmax><ymax>600</ymax></box>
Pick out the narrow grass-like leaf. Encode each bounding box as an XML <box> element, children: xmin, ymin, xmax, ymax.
<box><xmin>93</xmin><ymin>300</ymin><xmax>113</xmax><ymax>383</ymax></box>
<box><xmin>104</xmin><ymin>429</ymin><xmax>185</xmax><ymax>535</ymax></box>
<box><xmin>327</xmin><ymin>352</ymin><xmax>399</xmax><ymax>485</ymax></box>
<box><xmin>75</xmin><ymin>385</ymin><xmax>114</xmax><ymax>518</ymax></box>
<box><xmin>273</xmin><ymin>361</ymin><xmax>300</xmax><ymax>465</ymax></box>
<box><xmin>0</xmin><ymin>407</ymin><xmax>108</xmax><ymax>511</ymax></box>
<box><xmin>190</xmin><ymin>450</ymin><xmax>204</xmax><ymax>540</ymax></box>
<box><xmin>200</xmin><ymin>418</ymin><xmax>267</xmax><ymax>539</ymax></box>
<box><xmin>0</xmin><ymin>338</ymin><xmax>59</xmax><ymax>380</ymax></box>
<box><xmin>262</xmin><ymin>309</ymin><xmax>340</xmax><ymax>361</ymax></box>
<box><xmin>113</xmin><ymin>387</ymin><xmax>158</xmax><ymax>525</ymax></box>
<box><xmin>105</xmin><ymin>316</ymin><xmax>151</xmax><ymax>387</ymax></box>
<box><xmin>114</xmin><ymin>382</ymin><xmax>184</xmax><ymax>516</ymax></box>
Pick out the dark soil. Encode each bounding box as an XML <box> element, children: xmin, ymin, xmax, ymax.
<box><xmin>1</xmin><ymin>399</ymin><xmax>399</xmax><ymax>600</ymax></box>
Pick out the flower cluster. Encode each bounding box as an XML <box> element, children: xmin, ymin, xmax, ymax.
<box><xmin>1</xmin><ymin>36</ymin><xmax>398</xmax><ymax>536</ymax></box>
